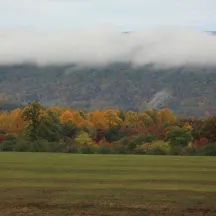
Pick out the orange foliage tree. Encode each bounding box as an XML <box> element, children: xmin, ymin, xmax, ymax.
<box><xmin>0</xmin><ymin>109</ymin><xmax>26</xmax><ymax>135</ymax></box>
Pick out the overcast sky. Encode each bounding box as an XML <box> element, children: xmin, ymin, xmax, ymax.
<box><xmin>0</xmin><ymin>0</ymin><xmax>215</xmax><ymax>31</ymax></box>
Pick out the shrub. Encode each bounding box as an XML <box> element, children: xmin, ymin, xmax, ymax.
<box><xmin>169</xmin><ymin>146</ymin><xmax>184</xmax><ymax>155</ymax></box>
<box><xmin>193</xmin><ymin>137</ymin><xmax>208</xmax><ymax>148</ymax></box>
<box><xmin>147</xmin><ymin>141</ymin><xmax>170</xmax><ymax>155</ymax></box>
<box><xmin>114</xmin><ymin>137</ymin><xmax>131</xmax><ymax>154</ymax></box>
<box><xmin>0</xmin><ymin>130</ymin><xmax>7</xmax><ymax>134</ymax></box>
<box><xmin>137</xmin><ymin>134</ymin><xmax>156</xmax><ymax>143</ymax></box>
<box><xmin>133</xmin><ymin>143</ymin><xmax>147</xmax><ymax>154</ymax></box>
<box><xmin>128</xmin><ymin>134</ymin><xmax>156</xmax><ymax>151</ymax></box>
<box><xmin>0</xmin><ymin>135</ymin><xmax>17</xmax><ymax>151</ymax></box>
<box><xmin>28</xmin><ymin>139</ymin><xmax>60</xmax><ymax>152</ymax></box>
<box><xmin>75</xmin><ymin>131</ymin><xmax>98</xmax><ymax>154</ymax></box>
<box><xmin>15</xmin><ymin>137</ymin><xmax>29</xmax><ymax>152</ymax></box>
<box><xmin>78</xmin><ymin>144</ymin><xmax>98</xmax><ymax>154</ymax></box>
<box><xmin>42</xmin><ymin>141</ymin><xmax>60</xmax><ymax>152</ymax></box>
<box><xmin>58</xmin><ymin>139</ymin><xmax>78</xmax><ymax>153</ymax></box>
<box><xmin>97</xmin><ymin>145</ymin><xmax>112</xmax><ymax>154</ymax></box>
<box><xmin>134</xmin><ymin>141</ymin><xmax>170</xmax><ymax>155</ymax></box>
<box><xmin>182</xmin><ymin>146</ymin><xmax>203</xmax><ymax>156</ymax></box>
<box><xmin>203</xmin><ymin>143</ymin><xmax>216</xmax><ymax>156</ymax></box>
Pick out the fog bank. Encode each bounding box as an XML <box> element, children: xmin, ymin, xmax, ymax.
<box><xmin>0</xmin><ymin>26</ymin><xmax>216</xmax><ymax>68</ymax></box>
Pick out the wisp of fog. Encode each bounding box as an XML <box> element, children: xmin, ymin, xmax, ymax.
<box><xmin>148</xmin><ymin>89</ymin><xmax>172</xmax><ymax>109</ymax></box>
<box><xmin>0</xmin><ymin>25</ymin><xmax>216</xmax><ymax>68</ymax></box>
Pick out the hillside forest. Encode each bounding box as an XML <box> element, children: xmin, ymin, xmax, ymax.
<box><xmin>1</xmin><ymin>64</ymin><xmax>216</xmax><ymax>116</ymax></box>
<box><xmin>0</xmin><ymin>100</ymin><xmax>216</xmax><ymax>156</ymax></box>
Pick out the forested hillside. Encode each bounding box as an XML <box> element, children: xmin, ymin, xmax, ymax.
<box><xmin>1</xmin><ymin>64</ymin><xmax>216</xmax><ymax>116</ymax></box>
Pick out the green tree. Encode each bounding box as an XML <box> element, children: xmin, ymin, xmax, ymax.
<box><xmin>22</xmin><ymin>101</ymin><xmax>63</xmax><ymax>141</ymax></box>
<box><xmin>104</xmin><ymin>126</ymin><xmax>125</xmax><ymax>142</ymax></box>
<box><xmin>167</xmin><ymin>127</ymin><xmax>193</xmax><ymax>148</ymax></box>
<box><xmin>33</xmin><ymin>110</ymin><xmax>62</xmax><ymax>142</ymax></box>
<box><xmin>22</xmin><ymin>100</ymin><xmax>45</xmax><ymax>140</ymax></box>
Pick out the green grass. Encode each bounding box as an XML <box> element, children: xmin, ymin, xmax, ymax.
<box><xmin>0</xmin><ymin>153</ymin><xmax>216</xmax><ymax>215</ymax></box>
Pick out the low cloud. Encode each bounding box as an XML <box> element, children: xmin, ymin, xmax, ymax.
<box><xmin>148</xmin><ymin>89</ymin><xmax>172</xmax><ymax>109</ymax></box>
<box><xmin>0</xmin><ymin>25</ymin><xmax>216</xmax><ymax>68</ymax></box>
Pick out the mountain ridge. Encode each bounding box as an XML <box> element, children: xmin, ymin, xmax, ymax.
<box><xmin>1</xmin><ymin>64</ymin><xmax>216</xmax><ymax>116</ymax></box>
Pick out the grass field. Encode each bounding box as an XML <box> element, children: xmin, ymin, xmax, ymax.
<box><xmin>0</xmin><ymin>153</ymin><xmax>216</xmax><ymax>215</ymax></box>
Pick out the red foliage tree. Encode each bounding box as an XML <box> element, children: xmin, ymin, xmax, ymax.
<box><xmin>0</xmin><ymin>133</ymin><xmax>6</xmax><ymax>143</ymax></box>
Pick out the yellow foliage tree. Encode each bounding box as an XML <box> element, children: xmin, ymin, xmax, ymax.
<box><xmin>138</xmin><ymin>112</ymin><xmax>154</xmax><ymax>127</ymax></box>
<box><xmin>145</xmin><ymin>108</ymin><xmax>161</xmax><ymax>125</ymax></box>
<box><xmin>160</xmin><ymin>108</ymin><xmax>176</xmax><ymax>124</ymax></box>
<box><xmin>60</xmin><ymin>109</ymin><xmax>90</xmax><ymax>128</ymax></box>
<box><xmin>88</xmin><ymin>110</ymin><xmax>108</xmax><ymax>128</ymax></box>
<box><xmin>103</xmin><ymin>110</ymin><xmax>123</xmax><ymax>127</ymax></box>
<box><xmin>124</xmin><ymin>110</ymin><xmax>139</xmax><ymax>127</ymax></box>
<box><xmin>0</xmin><ymin>109</ymin><xmax>26</xmax><ymax>135</ymax></box>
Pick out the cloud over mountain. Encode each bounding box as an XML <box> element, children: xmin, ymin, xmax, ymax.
<box><xmin>0</xmin><ymin>25</ymin><xmax>216</xmax><ymax>68</ymax></box>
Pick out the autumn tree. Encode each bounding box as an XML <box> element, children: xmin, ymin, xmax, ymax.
<box><xmin>160</xmin><ymin>108</ymin><xmax>176</xmax><ymax>124</ymax></box>
<box><xmin>88</xmin><ymin>110</ymin><xmax>107</xmax><ymax>129</ymax></box>
<box><xmin>0</xmin><ymin>130</ymin><xmax>6</xmax><ymax>143</ymax></box>
<box><xmin>0</xmin><ymin>109</ymin><xmax>25</xmax><ymax>135</ymax></box>
<box><xmin>138</xmin><ymin>112</ymin><xmax>154</xmax><ymax>128</ymax></box>
<box><xmin>144</xmin><ymin>109</ymin><xmax>161</xmax><ymax>126</ymax></box>
<box><xmin>201</xmin><ymin>117</ymin><xmax>216</xmax><ymax>142</ymax></box>
<box><xmin>104</xmin><ymin>110</ymin><xmax>123</xmax><ymax>127</ymax></box>
<box><xmin>124</xmin><ymin>110</ymin><xmax>139</xmax><ymax>127</ymax></box>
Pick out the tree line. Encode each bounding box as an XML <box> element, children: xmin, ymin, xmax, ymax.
<box><xmin>0</xmin><ymin>100</ymin><xmax>216</xmax><ymax>155</ymax></box>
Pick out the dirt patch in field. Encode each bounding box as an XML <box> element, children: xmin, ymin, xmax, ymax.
<box><xmin>0</xmin><ymin>188</ymin><xmax>216</xmax><ymax>216</ymax></box>
<box><xmin>1</xmin><ymin>201</ymin><xmax>216</xmax><ymax>216</ymax></box>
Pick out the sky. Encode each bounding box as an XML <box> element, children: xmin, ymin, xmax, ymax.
<box><xmin>0</xmin><ymin>0</ymin><xmax>215</xmax><ymax>31</ymax></box>
<box><xmin>1</xmin><ymin>0</ymin><xmax>216</xmax><ymax>68</ymax></box>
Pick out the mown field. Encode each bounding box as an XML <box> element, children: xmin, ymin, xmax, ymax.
<box><xmin>0</xmin><ymin>153</ymin><xmax>216</xmax><ymax>215</ymax></box>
